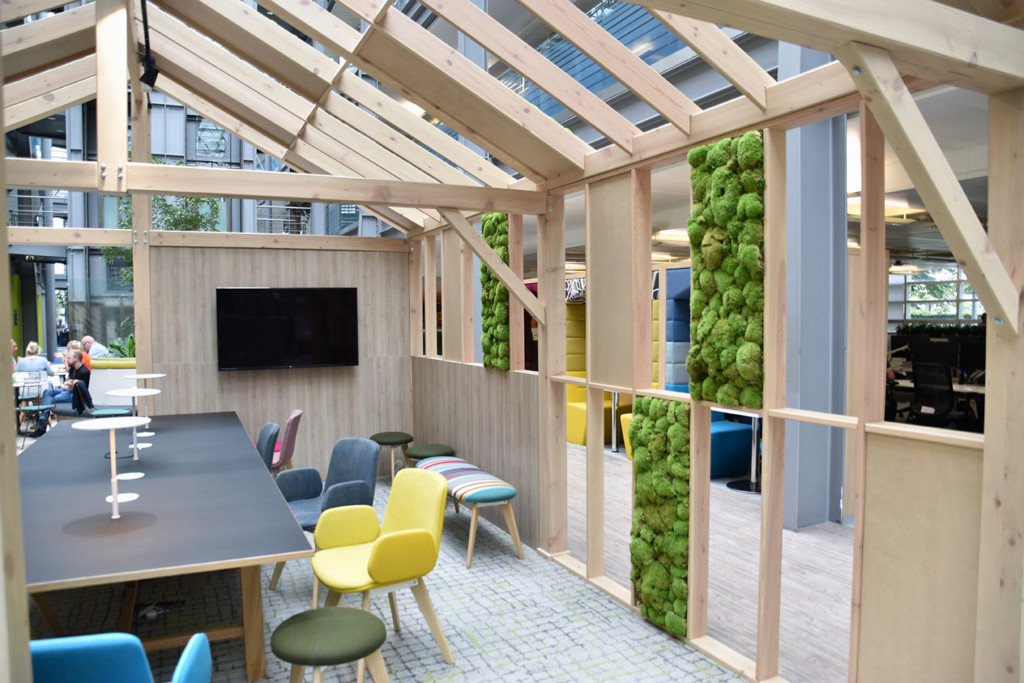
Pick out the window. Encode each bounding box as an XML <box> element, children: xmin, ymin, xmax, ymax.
<box><xmin>195</xmin><ymin>119</ymin><xmax>228</xmax><ymax>160</ymax></box>
<box><xmin>889</xmin><ymin>265</ymin><xmax>984</xmax><ymax>328</ymax></box>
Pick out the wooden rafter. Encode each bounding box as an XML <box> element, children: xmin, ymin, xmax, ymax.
<box><xmin>516</xmin><ymin>0</ymin><xmax>701</xmax><ymax>134</ymax></box>
<box><xmin>415</xmin><ymin>0</ymin><xmax>640</xmax><ymax>153</ymax></box>
<box><xmin>335</xmin><ymin>71</ymin><xmax>512</xmax><ymax>188</ymax></box>
<box><xmin>259</xmin><ymin>0</ymin><xmax>587</xmax><ymax>181</ymax></box>
<box><xmin>834</xmin><ymin>41</ymin><xmax>1020</xmax><ymax>335</ymax></box>
<box><xmin>441</xmin><ymin>209</ymin><xmax>545</xmax><ymax>323</ymax></box>
<box><xmin>3</xmin><ymin>56</ymin><xmax>96</xmax><ymax>132</ymax></box>
<box><xmin>635</xmin><ymin>0</ymin><xmax>1024</xmax><ymax>94</ymax></box>
<box><xmin>1</xmin><ymin>4</ymin><xmax>94</xmax><ymax>80</ymax></box>
<box><xmin>0</xmin><ymin>0</ymin><xmax>69</xmax><ymax>23</ymax></box>
<box><xmin>651</xmin><ymin>11</ymin><xmax>775</xmax><ymax>111</ymax></box>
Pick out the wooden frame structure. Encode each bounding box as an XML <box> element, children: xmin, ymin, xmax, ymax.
<box><xmin>2</xmin><ymin>1</ymin><xmax>1023</xmax><ymax>680</ymax></box>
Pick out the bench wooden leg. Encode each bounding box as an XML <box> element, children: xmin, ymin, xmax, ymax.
<box><xmin>269</xmin><ymin>561</ymin><xmax>285</xmax><ymax>589</ymax></box>
<box><xmin>466</xmin><ymin>504</ymin><xmax>481</xmax><ymax>568</ymax></box>
<box><xmin>289</xmin><ymin>664</ymin><xmax>306</xmax><ymax>683</ymax></box>
<box><xmin>387</xmin><ymin>591</ymin><xmax>400</xmax><ymax>632</ymax></box>
<box><xmin>501</xmin><ymin>501</ymin><xmax>525</xmax><ymax>560</ymax></box>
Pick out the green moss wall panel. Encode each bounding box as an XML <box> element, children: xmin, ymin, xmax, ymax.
<box><xmin>480</xmin><ymin>212</ymin><xmax>510</xmax><ymax>371</ymax></box>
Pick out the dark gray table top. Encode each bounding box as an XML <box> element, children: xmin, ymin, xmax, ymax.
<box><xmin>19</xmin><ymin>412</ymin><xmax>313</xmax><ymax>591</ymax></box>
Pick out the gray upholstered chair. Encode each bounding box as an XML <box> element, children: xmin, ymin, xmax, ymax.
<box><xmin>269</xmin><ymin>436</ymin><xmax>380</xmax><ymax>589</ymax></box>
<box><xmin>255</xmin><ymin>421</ymin><xmax>281</xmax><ymax>471</ymax></box>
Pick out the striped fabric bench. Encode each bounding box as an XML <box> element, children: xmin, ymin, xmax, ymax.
<box><xmin>416</xmin><ymin>456</ymin><xmax>524</xmax><ymax>568</ymax></box>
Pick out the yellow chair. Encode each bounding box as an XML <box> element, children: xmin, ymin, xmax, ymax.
<box><xmin>311</xmin><ymin>467</ymin><xmax>454</xmax><ymax>666</ymax></box>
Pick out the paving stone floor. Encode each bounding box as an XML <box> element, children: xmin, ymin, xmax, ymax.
<box><xmin>28</xmin><ymin>478</ymin><xmax>742</xmax><ymax>682</ymax></box>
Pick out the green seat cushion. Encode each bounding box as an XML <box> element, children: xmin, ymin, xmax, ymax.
<box><xmin>271</xmin><ymin>608</ymin><xmax>386</xmax><ymax>666</ymax></box>
<box><xmin>405</xmin><ymin>443</ymin><xmax>454</xmax><ymax>460</ymax></box>
<box><xmin>369</xmin><ymin>431</ymin><xmax>413</xmax><ymax>446</ymax></box>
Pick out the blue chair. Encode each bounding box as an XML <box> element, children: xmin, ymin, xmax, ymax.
<box><xmin>255</xmin><ymin>422</ymin><xmax>281</xmax><ymax>471</ymax></box>
<box><xmin>269</xmin><ymin>436</ymin><xmax>380</xmax><ymax>589</ymax></box>
<box><xmin>30</xmin><ymin>631</ymin><xmax>211</xmax><ymax>683</ymax></box>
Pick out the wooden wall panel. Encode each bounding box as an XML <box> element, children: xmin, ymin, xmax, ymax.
<box><xmin>585</xmin><ymin>173</ymin><xmax>635</xmax><ymax>388</ymax></box>
<box><xmin>858</xmin><ymin>431</ymin><xmax>982</xmax><ymax>681</ymax></box>
<box><xmin>411</xmin><ymin>357</ymin><xmax>540</xmax><ymax>549</ymax></box>
<box><xmin>147</xmin><ymin>246</ymin><xmax>412</xmax><ymax>476</ymax></box>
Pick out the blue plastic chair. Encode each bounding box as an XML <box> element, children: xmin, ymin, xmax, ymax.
<box><xmin>30</xmin><ymin>631</ymin><xmax>211</xmax><ymax>683</ymax></box>
<box><xmin>268</xmin><ymin>436</ymin><xmax>380</xmax><ymax>589</ymax></box>
<box><xmin>255</xmin><ymin>422</ymin><xmax>281</xmax><ymax>471</ymax></box>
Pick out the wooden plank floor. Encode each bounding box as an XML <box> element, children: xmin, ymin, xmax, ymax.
<box><xmin>567</xmin><ymin>444</ymin><xmax>852</xmax><ymax>683</ymax></box>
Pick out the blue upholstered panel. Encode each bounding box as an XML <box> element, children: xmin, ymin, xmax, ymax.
<box><xmin>666</xmin><ymin>383</ymin><xmax>688</xmax><ymax>394</ymax></box>
<box><xmin>709</xmin><ymin>421</ymin><xmax>754</xmax><ymax>479</ymax></box>
<box><xmin>665</xmin><ymin>362</ymin><xmax>690</xmax><ymax>386</ymax></box>
<box><xmin>665</xmin><ymin>267</ymin><xmax>691</xmax><ymax>300</ymax></box>
<box><xmin>666</xmin><ymin>299</ymin><xmax>689</xmax><ymax>322</ymax></box>
<box><xmin>665</xmin><ymin>341</ymin><xmax>691</xmax><ymax>365</ymax></box>
<box><xmin>665</xmin><ymin>320</ymin><xmax>690</xmax><ymax>342</ymax></box>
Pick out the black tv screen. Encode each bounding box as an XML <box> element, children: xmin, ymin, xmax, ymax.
<box><xmin>216</xmin><ymin>287</ymin><xmax>358</xmax><ymax>371</ymax></box>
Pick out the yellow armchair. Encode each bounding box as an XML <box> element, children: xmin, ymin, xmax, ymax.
<box><xmin>311</xmin><ymin>467</ymin><xmax>453</xmax><ymax>665</ymax></box>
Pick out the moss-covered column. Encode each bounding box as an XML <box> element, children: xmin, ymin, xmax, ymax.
<box><xmin>480</xmin><ymin>212</ymin><xmax>510</xmax><ymax>370</ymax></box>
<box><xmin>685</xmin><ymin>132</ymin><xmax>766</xmax><ymax>409</ymax></box>
<box><xmin>630</xmin><ymin>396</ymin><xmax>690</xmax><ymax>637</ymax></box>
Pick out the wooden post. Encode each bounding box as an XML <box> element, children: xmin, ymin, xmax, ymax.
<box><xmin>424</xmin><ymin>235</ymin><xmax>437</xmax><ymax>358</ymax></box>
<box><xmin>441</xmin><ymin>229</ymin><xmax>461</xmax><ymax>361</ymax></box>
<box><xmin>132</xmin><ymin>83</ymin><xmax>154</xmax><ymax>416</ymax></box>
<box><xmin>537</xmin><ymin>194</ymin><xmax>567</xmax><ymax>555</ymax></box>
<box><xmin>96</xmin><ymin>0</ymin><xmax>129</xmax><ymax>196</ymax></box>
<box><xmin>849</xmin><ymin>101</ymin><xmax>888</xmax><ymax>682</ymax></box>
<box><xmin>757</xmin><ymin>127</ymin><xmax>787</xmax><ymax>680</ymax></box>
<box><xmin>687</xmin><ymin>401</ymin><xmax>711</xmax><ymax>637</ymax></box>
<box><xmin>585</xmin><ymin>384</ymin><xmax>605</xmax><ymax>578</ymax></box>
<box><xmin>508</xmin><ymin>213</ymin><xmax>525</xmax><ymax>371</ymax></box>
<box><xmin>974</xmin><ymin>86</ymin><xmax>1024</xmax><ymax>682</ymax></box>
<box><xmin>0</xmin><ymin>52</ymin><xmax>32</xmax><ymax>683</ymax></box>
<box><xmin>409</xmin><ymin>239</ymin><xmax>423</xmax><ymax>356</ymax></box>
<box><xmin>657</xmin><ymin>264</ymin><xmax>668</xmax><ymax>390</ymax></box>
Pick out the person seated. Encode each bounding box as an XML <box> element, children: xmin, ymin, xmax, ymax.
<box><xmin>42</xmin><ymin>349</ymin><xmax>94</xmax><ymax>417</ymax></box>
<box><xmin>82</xmin><ymin>335</ymin><xmax>109</xmax><ymax>358</ymax></box>
<box><xmin>63</xmin><ymin>339</ymin><xmax>91</xmax><ymax>370</ymax></box>
<box><xmin>16</xmin><ymin>341</ymin><xmax>53</xmax><ymax>379</ymax></box>
<box><xmin>10</xmin><ymin>339</ymin><xmax>18</xmax><ymax>373</ymax></box>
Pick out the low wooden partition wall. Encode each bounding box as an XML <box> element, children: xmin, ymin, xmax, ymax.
<box><xmin>410</xmin><ymin>356</ymin><xmax>542</xmax><ymax>549</ymax></box>
<box><xmin>147</xmin><ymin>240</ymin><xmax>413</xmax><ymax>475</ymax></box>
<box><xmin>857</xmin><ymin>425</ymin><xmax>983</xmax><ymax>680</ymax></box>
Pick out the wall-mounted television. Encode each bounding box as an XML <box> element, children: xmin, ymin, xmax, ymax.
<box><xmin>216</xmin><ymin>287</ymin><xmax>358</xmax><ymax>371</ymax></box>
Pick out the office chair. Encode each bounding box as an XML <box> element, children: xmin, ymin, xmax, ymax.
<box><xmin>909</xmin><ymin>363</ymin><xmax>971</xmax><ymax>429</ymax></box>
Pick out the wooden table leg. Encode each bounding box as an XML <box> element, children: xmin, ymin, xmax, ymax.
<box><xmin>31</xmin><ymin>594</ymin><xmax>64</xmax><ymax>637</ymax></box>
<box><xmin>240</xmin><ymin>565</ymin><xmax>265</xmax><ymax>681</ymax></box>
<box><xmin>119</xmin><ymin>580</ymin><xmax>140</xmax><ymax>631</ymax></box>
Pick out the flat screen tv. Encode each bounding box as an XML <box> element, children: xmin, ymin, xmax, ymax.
<box><xmin>216</xmin><ymin>287</ymin><xmax>358</xmax><ymax>371</ymax></box>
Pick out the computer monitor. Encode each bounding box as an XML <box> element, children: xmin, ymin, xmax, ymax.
<box><xmin>909</xmin><ymin>336</ymin><xmax>959</xmax><ymax>369</ymax></box>
<box><xmin>957</xmin><ymin>337</ymin><xmax>986</xmax><ymax>383</ymax></box>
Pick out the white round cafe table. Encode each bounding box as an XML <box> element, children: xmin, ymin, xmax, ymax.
<box><xmin>72</xmin><ymin>416</ymin><xmax>151</xmax><ymax>519</ymax></box>
<box><xmin>122</xmin><ymin>375</ymin><xmax>166</xmax><ymax>436</ymax></box>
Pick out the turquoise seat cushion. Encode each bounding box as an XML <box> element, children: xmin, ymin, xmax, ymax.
<box><xmin>271</xmin><ymin>608</ymin><xmax>386</xmax><ymax>666</ymax></box>
<box><xmin>416</xmin><ymin>456</ymin><xmax>517</xmax><ymax>504</ymax></box>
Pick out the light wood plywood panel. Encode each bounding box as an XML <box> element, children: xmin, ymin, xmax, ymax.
<box><xmin>858</xmin><ymin>432</ymin><xmax>982</xmax><ymax>681</ymax></box>
<box><xmin>411</xmin><ymin>357</ymin><xmax>540</xmax><ymax>549</ymax></box>
<box><xmin>146</xmin><ymin>246</ymin><xmax>411</xmax><ymax>478</ymax></box>
<box><xmin>585</xmin><ymin>173</ymin><xmax>638</xmax><ymax>388</ymax></box>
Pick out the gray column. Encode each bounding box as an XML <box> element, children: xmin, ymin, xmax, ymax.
<box><xmin>779</xmin><ymin>43</ymin><xmax>848</xmax><ymax>529</ymax></box>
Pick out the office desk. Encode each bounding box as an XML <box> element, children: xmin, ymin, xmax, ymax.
<box><xmin>19</xmin><ymin>412</ymin><xmax>313</xmax><ymax>681</ymax></box>
<box><xmin>895</xmin><ymin>379</ymin><xmax>985</xmax><ymax>395</ymax></box>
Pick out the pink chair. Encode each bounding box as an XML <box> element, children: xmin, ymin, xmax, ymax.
<box><xmin>272</xmin><ymin>409</ymin><xmax>303</xmax><ymax>472</ymax></box>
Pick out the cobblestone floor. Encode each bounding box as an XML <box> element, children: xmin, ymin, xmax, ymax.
<box><xmin>28</xmin><ymin>480</ymin><xmax>742</xmax><ymax>682</ymax></box>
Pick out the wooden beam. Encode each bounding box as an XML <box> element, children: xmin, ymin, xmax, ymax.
<box><xmin>516</xmin><ymin>0</ymin><xmax>700</xmax><ymax>133</ymax></box>
<box><xmin>95</xmin><ymin>0</ymin><xmax>129</xmax><ymax>195</ymax></box>
<box><xmin>410</xmin><ymin>239</ymin><xmax>423</xmax><ymax>356</ymax></box>
<box><xmin>125</xmin><ymin>162</ymin><xmax>546</xmax><ymax>212</ymax></box>
<box><xmin>335</xmin><ymin>72</ymin><xmax>512</xmax><ymax>189</ymax></box>
<box><xmin>415</xmin><ymin>0</ymin><xmax>640</xmax><ymax>153</ymax></box>
<box><xmin>635</xmin><ymin>0</ymin><xmax>1024</xmax><ymax>94</ymax></box>
<box><xmin>3</xmin><ymin>55</ymin><xmax>94</xmax><ymax>108</ymax></box>
<box><xmin>440</xmin><ymin>228</ymin><xmax>463</xmax><ymax>361</ymax></box>
<box><xmin>835</xmin><ymin>42</ymin><xmax>1020</xmax><ymax>335</ymax></box>
<box><xmin>848</xmin><ymin>102</ymin><xmax>888</xmax><ymax>683</ymax></box>
<box><xmin>974</xmin><ymin>86</ymin><xmax>1024</xmax><ymax>683</ymax></box>
<box><xmin>4</xmin><ymin>75</ymin><xmax>95</xmax><ymax>133</ymax></box>
<box><xmin>7</xmin><ymin>158</ymin><xmax>97</xmax><ymax>191</ymax></box>
<box><xmin>0</xmin><ymin>0</ymin><xmax>68</xmax><ymax>23</ymax></box>
<box><xmin>687</xmin><ymin>402</ymin><xmax>711</xmax><ymax>638</ymax></box>
<box><xmin>441</xmin><ymin>209</ymin><xmax>544</xmax><ymax>324</ymax></box>
<box><xmin>585</xmin><ymin>384</ymin><xmax>605</xmax><ymax>577</ymax></box>
<box><xmin>131</xmin><ymin>85</ymin><xmax>154</xmax><ymax>413</ymax></box>
<box><xmin>757</xmin><ymin>127</ymin><xmax>787</xmax><ymax>680</ymax></box>
<box><xmin>148</xmin><ymin>231</ymin><xmax>409</xmax><ymax>252</ymax></box>
<box><xmin>1</xmin><ymin>4</ymin><xmax>94</xmax><ymax>79</ymax></box>
<box><xmin>7</xmin><ymin>227</ymin><xmax>132</xmax><ymax>246</ymax></box>
<box><xmin>651</xmin><ymin>11</ymin><xmax>775</xmax><ymax>111</ymax></box>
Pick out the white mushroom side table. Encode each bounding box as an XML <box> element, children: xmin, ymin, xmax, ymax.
<box><xmin>123</xmin><ymin>373</ymin><xmax>166</xmax><ymax>437</ymax></box>
<box><xmin>105</xmin><ymin>387</ymin><xmax>161</xmax><ymax>459</ymax></box>
<box><xmin>71</xmin><ymin>416</ymin><xmax>151</xmax><ymax>519</ymax></box>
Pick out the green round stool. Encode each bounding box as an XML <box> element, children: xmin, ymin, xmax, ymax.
<box><xmin>404</xmin><ymin>443</ymin><xmax>455</xmax><ymax>470</ymax></box>
<box><xmin>369</xmin><ymin>431</ymin><xmax>413</xmax><ymax>481</ymax></box>
<box><xmin>271</xmin><ymin>607</ymin><xmax>389</xmax><ymax>683</ymax></box>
